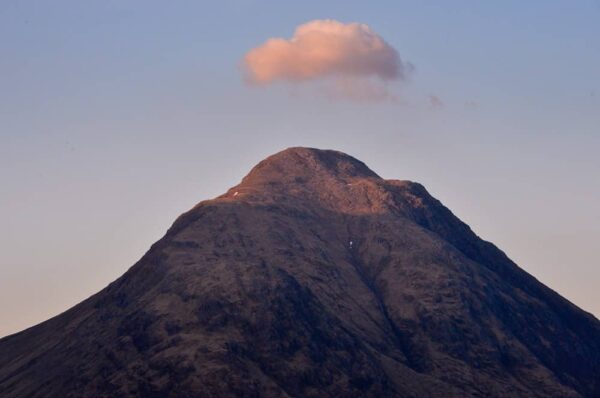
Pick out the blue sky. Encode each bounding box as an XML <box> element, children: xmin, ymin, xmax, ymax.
<box><xmin>1</xmin><ymin>0</ymin><xmax>599</xmax><ymax>337</ymax></box>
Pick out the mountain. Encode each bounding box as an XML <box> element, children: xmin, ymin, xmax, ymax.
<box><xmin>1</xmin><ymin>147</ymin><xmax>599</xmax><ymax>397</ymax></box>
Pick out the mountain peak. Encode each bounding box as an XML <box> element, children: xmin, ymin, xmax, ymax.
<box><xmin>241</xmin><ymin>147</ymin><xmax>380</xmax><ymax>186</ymax></box>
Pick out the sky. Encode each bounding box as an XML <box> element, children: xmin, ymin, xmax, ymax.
<box><xmin>1</xmin><ymin>0</ymin><xmax>599</xmax><ymax>338</ymax></box>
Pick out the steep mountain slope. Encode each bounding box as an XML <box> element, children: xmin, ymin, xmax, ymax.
<box><xmin>1</xmin><ymin>147</ymin><xmax>599</xmax><ymax>397</ymax></box>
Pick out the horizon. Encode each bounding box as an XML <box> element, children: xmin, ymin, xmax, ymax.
<box><xmin>2</xmin><ymin>1</ymin><xmax>600</xmax><ymax>339</ymax></box>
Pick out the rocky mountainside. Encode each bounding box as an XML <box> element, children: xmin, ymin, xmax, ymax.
<box><xmin>1</xmin><ymin>147</ymin><xmax>599</xmax><ymax>397</ymax></box>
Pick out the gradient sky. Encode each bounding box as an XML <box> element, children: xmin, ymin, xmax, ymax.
<box><xmin>1</xmin><ymin>0</ymin><xmax>599</xmax><ymax>337</ymax></box>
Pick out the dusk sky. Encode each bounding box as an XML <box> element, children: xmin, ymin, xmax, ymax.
<box><xmin>2</xmin><ymin>0</ymin><xmax>599</xmax><ymax>337</ymax></box>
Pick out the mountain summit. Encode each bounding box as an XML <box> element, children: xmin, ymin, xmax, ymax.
<box><xmin>1</xmin><ymin>147</ymin><xmax>599</xmax><ymax>397</ymax></box>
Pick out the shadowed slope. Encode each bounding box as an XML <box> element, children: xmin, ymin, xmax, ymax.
<box><xmin>1</xmin><ymin>147</ymin><xmax>599</xmax><ymax>397</ymax></box>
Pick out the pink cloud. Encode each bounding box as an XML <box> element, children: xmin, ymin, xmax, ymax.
<box><xmin>242</xmin><ymin>20</ymin><xmax>410</xmax><ymax>100</ymax></box>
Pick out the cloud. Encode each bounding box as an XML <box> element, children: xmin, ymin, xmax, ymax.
<box><xmin>242</xmin><ymin>19</ymin><xmax>411</xmax><ymax>101</ymax></box>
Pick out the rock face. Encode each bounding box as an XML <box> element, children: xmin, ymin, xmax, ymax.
<box><xmin>1</xmin><ymin>147</ymin><xmax>599</xmax><ymax>398</ymax></box>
